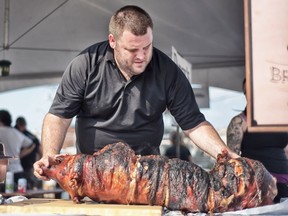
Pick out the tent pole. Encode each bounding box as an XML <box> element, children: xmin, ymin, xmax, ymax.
<box><xmin>3</xmin><ymin>0</ymin><xmax>10</xmax><ymax>50</ymax></box>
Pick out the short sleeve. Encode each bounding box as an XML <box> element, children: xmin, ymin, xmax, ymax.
<box><xmin>49</xmin><ymin>54</ymin><xmax>87</xmax><ymax>118</ymax></box>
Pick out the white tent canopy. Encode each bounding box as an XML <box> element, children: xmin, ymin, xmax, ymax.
<box><xmin>0</xmin><ymin>0</ymin><xmax>245</xmax><ymax>92</ymax></box>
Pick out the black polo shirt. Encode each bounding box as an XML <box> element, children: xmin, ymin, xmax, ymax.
<box><xmin>49</xmin><ymin>40</ymin><xmax>205</xmax><ymax>155</ymax></box>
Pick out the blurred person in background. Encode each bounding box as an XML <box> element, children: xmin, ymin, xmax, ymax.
<box><xmin>226</xmin><ymin>78</ymin><xmax>288</xmax><ymax>203</ymax></box>
<box><xmin>15</xmin><ymin>116</ymin><xmax>42</xmax><ymax>189</ymax></box>
<box><xmin>0</xmin><ymin>110</ymin><xmax>35</xmax><ymax>189</ymax></box>
<box><xmin>165</xmin><ymin>130</ymin><xmax>193</xmax><ymax>162</ymax></box>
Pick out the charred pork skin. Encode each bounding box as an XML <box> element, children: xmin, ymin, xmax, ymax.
<box><xmin>42</xmin><ymin>142</ymin><xmax>277</xmax><ymax>213</ymax></box>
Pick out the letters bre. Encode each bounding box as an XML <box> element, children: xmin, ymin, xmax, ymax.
<box><xmin>270</xmin><ymin>66</ymin><xmax>288</xmax><ymax>83</ymax></box>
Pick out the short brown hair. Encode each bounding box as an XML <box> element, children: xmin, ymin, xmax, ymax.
<box><xmin>109</xmin><ymin>5</ymin><xmax>153</xmax><ymax>39</ymax></box>
<box><xmin>0</xmin><ymin>110</ymin><xmax>12</xmax><ymax>127</ymax></box>
<box><xmin>16</xmin><ymin>116</ymin><xmax>26</xmax><ymax>126</ymax></box>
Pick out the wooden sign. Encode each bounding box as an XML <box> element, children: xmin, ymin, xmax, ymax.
<box><xmin>244</xmin><ymin>0</ymin><xmax>288</xmax><ymax>132</ymax></box>
<box><xmin>171</xmin><ymin>46</ymin><xmax>192</xmax><ymax>83</ymax></box>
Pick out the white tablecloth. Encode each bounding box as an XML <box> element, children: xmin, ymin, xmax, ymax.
<box><xmin>163</xmin><ymin>198</ymin><xmax>288</xmax><ymax>216</ymax></box>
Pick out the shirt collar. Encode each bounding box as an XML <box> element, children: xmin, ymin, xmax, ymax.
<box><xmin>105</xmin><ymin>43</ymin><xmax>115</xmax><ymax>64</ymax></box>
<box><xmin>104</xmin><ymin>41</ymin><xmax>153</xmax><ymax>73</ymax></box>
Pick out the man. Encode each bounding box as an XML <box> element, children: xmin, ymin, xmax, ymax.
<box><xmin>0</xmin><ymin>110</ymin><xmax>35</xmax><ymax>185</ymax></box>
<box><xmin>15</xmin><ymin>116</ymin><xmax>42</xmax><ymax>189</ymax></box>
<box><xmin>34</xmin><ymin>5</ymin><xmax>237</xmax><ymax>181</ymax></box>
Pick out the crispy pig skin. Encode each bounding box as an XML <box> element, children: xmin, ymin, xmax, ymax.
<box><xmin>208</xmin><ymin>150</ymin><xmax>277</xmax><ymax>212</ymax></box>
<box><xmin>42</xmin><ymin>142</ymin><xmax>277</xmax><ymax>213</ymax></box>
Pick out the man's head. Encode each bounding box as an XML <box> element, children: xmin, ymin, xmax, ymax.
<box><xmin>0</xmin><ymin>110</ymin><xmax>12</xmax><ymax>127</ymax></box>
<box><xmin>108</xmin><ymin>5</ymin><xmax>154</xmax><ymax>79</ymax></box>
<box><xmin>109</xmin><ymin>5</ymin><xmax>153</xmax><ymax>40</ymax></box>
<box><xmin>15</xmin><ymin>116</ymin><xmax>27</xmax><ymax>131</ymax></box>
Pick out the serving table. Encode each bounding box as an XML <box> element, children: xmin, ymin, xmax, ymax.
<box><xmin>1</xmin><ymin>188</ymin><xmax>63</xmax><ymax>199</ymax></box>
<box><xmin>0</xmin><ymin>198</ymin><xmax>163</xmax><ymax>216</ymax></box>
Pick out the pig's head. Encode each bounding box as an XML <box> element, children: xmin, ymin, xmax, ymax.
<box><xmin>42</xmin><ymin>154</ymin><xmax>89</xmax><ymax>202</ymax></box>
<box><xmin>208</xmin><ymin>150</ymin><xmax>277</xmax><ymax>212</ymax></box>
<box><xmin>245</xmin><ymin>158</ymin><xmax>278</xmax><ymax>207</ymax></box>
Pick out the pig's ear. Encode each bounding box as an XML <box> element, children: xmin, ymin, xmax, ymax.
<box><xmin>54</xmin><ymin>154</ymin><xmax>68</xmax><ymax>164</ymax></box>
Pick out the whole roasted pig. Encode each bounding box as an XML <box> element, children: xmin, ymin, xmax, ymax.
<box><xmin>42</xmin><ymin>142</ymin><xmax>277</xmax><ymax>213</ymax></box>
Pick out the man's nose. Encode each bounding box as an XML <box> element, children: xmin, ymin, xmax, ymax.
<box><xmin>136</xmin><ymin>50</ymin><xmax>145</xmax><ymax>60</ymax></box>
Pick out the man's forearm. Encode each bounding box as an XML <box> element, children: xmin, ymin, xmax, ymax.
<box><xmin>41</xmin><ymin>113</ymin><xmax>72</xmax><ymax>156</ymax></box>
<box><xmin>184</xmin><ymin>121</ymin><xmax>231</xmax><ymax>159</ymax></box>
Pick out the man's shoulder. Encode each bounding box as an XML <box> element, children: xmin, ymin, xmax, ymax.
<box><xmin>69</xmin><ymin>40</ymin><xmax>111</xmax><ymax>68</ymax></box>
<box><xmin>152</xmin><ymin>47</ymin><xmax>172</xmax><ymax>61</ymax></box>
<box><xmin>150</xmin><ymin>47</ymin><xmax>180</xmax><ymax>77</ymax></box>
<box><xmin>82</xmin><ymin>40</ymin><xmax>110</xmax><ymax>54</ymax></box>
<box><xmin>233</xmin><ymin>112</ymin><xmax>247</xmax><ymax>122</ymax></box>
<box><xmin>76</xmin><ymin>40</ymin><xmax>112</xmax><ymax>63</ymax></box>
<box><xmin>228</xmin><ymin>112</ymin><xmax>247</xmax><ymax>130</ymax></box>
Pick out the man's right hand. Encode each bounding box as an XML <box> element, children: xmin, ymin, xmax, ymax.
<box><xmin>33</xmin><ymin>154</ymin><xmax>67</xmax><ymax>181</ymax></box>
<box><xmin>33</xmin><ymin>156</ymin><xmax>52</xmax><ymax>181</ymax></box>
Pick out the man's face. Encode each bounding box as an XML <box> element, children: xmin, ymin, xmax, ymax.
<box><xmin>19</xmin><ymin>124</ymin><xmax>26</xmax><ymax>132</ymax></box>
<box><xmin>109</xmin><ymin>27</ymin><xmax>153</xmax><ymax>80</ymax></box>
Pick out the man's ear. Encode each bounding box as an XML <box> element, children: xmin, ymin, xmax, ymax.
<box><xmin>108</xmin><ymin>34</ymin><xmax>116</xmax><ymax>49</ymax></box>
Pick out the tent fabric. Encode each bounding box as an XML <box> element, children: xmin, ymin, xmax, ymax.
<box><xmin>0</xmin><ymin>0</ymin><xmax>245</xmax><ymax>92</ymax></box>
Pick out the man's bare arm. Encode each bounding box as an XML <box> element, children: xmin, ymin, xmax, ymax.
<box><xmin>41</xmin><ymin>113</ymin><xmax>72</xmax><ymax>156</ymax></box>
<box><xmin>226</xmin><ymin>115</ymin><xmax>246</xmax><ymax>155</ymax></box>
<box><xmin>33</xmin><ymin>113</ymin><xmax>72</xmax><ymax>180</ymax></box>
<box><xmin>184</xmin><ymin>121</ymin><xmax>238</xmax><ymax>159</ymax></box>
